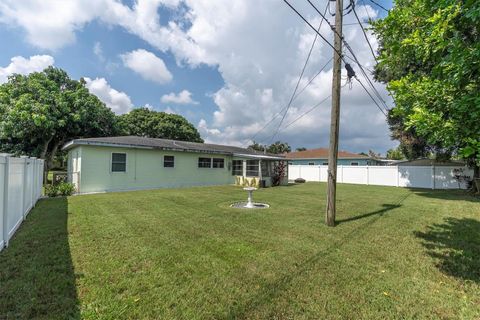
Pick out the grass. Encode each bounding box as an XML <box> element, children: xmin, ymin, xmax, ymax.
<box><xmin>0</xmin><ymin>183</ymin><xmax>479</xmax><ymax>319</ymax></box>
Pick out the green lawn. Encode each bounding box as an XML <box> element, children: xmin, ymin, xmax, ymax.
<box><xmin>1</xmin><ymin>183</ymin><xmax>479</xmax><ymax>319</ymax></box>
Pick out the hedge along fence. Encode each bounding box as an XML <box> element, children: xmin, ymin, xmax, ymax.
<box><xmin>0</xmin><ymin>154</ymin><xmax>44</xmax><ymax>251</ymax></box>
<box><xmin>288</xmin><ymin>165</ymin><xmax>474</xmax><ymax>190</ymax></box>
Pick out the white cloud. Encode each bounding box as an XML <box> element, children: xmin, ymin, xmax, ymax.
<box><xmin>120</xmin><ymin>49</ymin><xmax>172</xmax><ymax>84</ymax></box>
<box><xmin>0</xmin><ymin>0</ymin><xmax>395</xmax><ymax>152</ymax></box>
<box><xmin>84</xmin><ymin>77</ymin><xmax>133</xmax><ymax>115</ymax></box>
<box><xmin>93</xmin><ymin>42</ymin><xmax>104</xmax><ymax>61</ymax></box>
<box><xmin>161</xmin><ymin>90</ymin><xmax>198</xmax><ymax>105</ymax></box>
<box><xmin>0</xmin><ymin>55</ymin><xmax>54</xmax><ymax>83</ymax></box>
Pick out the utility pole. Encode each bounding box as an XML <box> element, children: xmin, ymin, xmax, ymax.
<box><xmin>326</xmin><ymin>0</ymin><xmax>344</xmax><ymax>226</ymax></box>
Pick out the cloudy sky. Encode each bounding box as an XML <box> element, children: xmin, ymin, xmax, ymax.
<box><xmin>0</xmin><ymin>0</ymin><xmax>396</xmax><ymax>154</ymax></box>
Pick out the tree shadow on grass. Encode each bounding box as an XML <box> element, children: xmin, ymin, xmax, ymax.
<box><xmin>415</xmin><ymin>217</ymin><xmax>480</xmax><ymax>283</ymax></box>
<box><xmin>411</xmin><ymin>189</ymin><xmax>480</xmax><ymax>203</ymax></box>
<box><xmin>0</xmin><ymin>197</ymin><xmax>80</xmax><ymax>319</ymax></box>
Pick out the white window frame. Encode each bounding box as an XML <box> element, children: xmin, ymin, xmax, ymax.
<box><xmin>212</xmin><ymin>158</ymin><xmax>225</xmax><ymax>169</ymax></box>
<box><xmin>111</xmin><ymin>152</ymin><xmax>127</xmax><ymax>173</ymax></box>
<box><xmin>163</xmin><ymin>155</ymin><xmax>175</xmax><ymax>168</ymax></box>
<box><xmin>198</xmin><ymin>157</ymin><xmax>212</xmax><ymax>168</ymax></box>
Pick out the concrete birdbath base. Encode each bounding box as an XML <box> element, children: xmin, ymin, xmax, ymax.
<box><xmin>230</xmin><ymin>187</ymin><xmax>270</xmax><ymax>209</ymax></box>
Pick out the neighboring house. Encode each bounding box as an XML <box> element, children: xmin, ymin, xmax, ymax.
<box><xmin>286</xmin><ymin>148</ymin><xmax>376</xmax><ymax>166</ymax></box>
<box><xmin>63</xmin><ymin>136</ymin><xmax>285</xmax><ymax>194</ymax></box>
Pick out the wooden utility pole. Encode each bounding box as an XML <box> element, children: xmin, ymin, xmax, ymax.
<box><xmin>326</xmin><ymin>0</ymin><xmax>344</xmax><ymax>226</ymax></box>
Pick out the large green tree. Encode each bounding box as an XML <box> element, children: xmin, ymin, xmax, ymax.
<box><xmin>372</xmin><ymin>0</ymin><xmax>480</xmax><ymax>177</ymax></box>
<box><xmin>0</xmin><ymin>67</ymin><xmax>117</xmax><ymax>168</ymax></box>
<box><xmin>117</xmin><ymin>108</ymin><xmax>203</xmax><ymax>143</ymax></box>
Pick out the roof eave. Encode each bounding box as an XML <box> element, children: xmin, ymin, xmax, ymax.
<box><xmin>233</xmin><ymin>153</ymin><xmax>286</xmax><ymax>160</ymax></box>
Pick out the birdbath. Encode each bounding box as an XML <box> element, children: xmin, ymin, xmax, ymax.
<box><xmin>243</xmin><ymin>187</ymin><xmax>257</xmax><ymax>208</ymax></box>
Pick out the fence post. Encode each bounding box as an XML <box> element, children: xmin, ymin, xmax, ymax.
<box><xmin>2</xmin><ymin>155</ymin><xmax>10</xmax><ymax>247</ymax></box>
<box><xmin>31</xmin><ymin>158</ymin><xmax>36</xmax><ymax>206</ymax></box>
<box><xmin>20</xmin><ymin>156</ymin><xmax>29</xmax><ymax>219</ymax></box>
<box><xmin>432</xmin><ymin>165</ymin><xmax>435</xmax><ymax>190</ymax></box>
<box><xmin>396</xmin><ymin>167</ymin><xmax>400</xmax><ymax>187</ymax></box>
<box><xmin>366</xmin><ymin>166</ymin><xmax>369</xmax><ymax>185</ymax></box>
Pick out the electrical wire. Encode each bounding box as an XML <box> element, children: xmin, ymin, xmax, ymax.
<box><xmin>267</xmin><ymin>1</ymin><xmax>331</xmax><ymax>144</ymax></box>
<box><xmin>247</xmin><ymin>58</ymin><xmax>333</xmax><ymax>144</ymax></box>
<box><xmin>306</xmin><ymin>0</ymin><xmax>389</xmax><ymax>112</ymax></box>
<box><xmin>283</xmin><ymin>95</ymin><xmax>332</xmax><ymax>129</ymax></box>
<box><xmin>368</xmin><ymin>0</ymin><xmax>389</xmax><ymax>13</ymax></box>
<box><xmin>352</xmin><ymin>2</ymin><xmax>378</xmax><ymax>63</ymax></box>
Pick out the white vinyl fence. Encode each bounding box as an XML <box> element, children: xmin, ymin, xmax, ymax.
<box><xmin>288</xmin><ymin>165</ymin><xmax>474</xmax><ymax>190</ymax></box>
<box><xmin>0</xmin><ymin>155</ymin><xmax>44</xmax><ymax>251</ymax></box>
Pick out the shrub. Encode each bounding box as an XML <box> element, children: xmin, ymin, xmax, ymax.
<box><xmin>45</xmin><ymin>184</ymin><xmax>59</xmax><ymax>197</ymax></box>
<box><xmin>45</xmin><ymin>182</ymin><xmax>76</xmax><ymax>197</ymax></box>
<box><xmin>57</xmin><ymin>182</ymin><xmax>76</xmax><ymax>196</ymax></box>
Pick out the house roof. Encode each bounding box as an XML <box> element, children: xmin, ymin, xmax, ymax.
<box><xmin>62</xmin><ymin>136</ymin><xmax>285</xmax><ymax>160</ymax></box>
<box><xmin>284</xmin><ymin>148</ymin><xmax>370</xmax><ymax>160</ymax></box>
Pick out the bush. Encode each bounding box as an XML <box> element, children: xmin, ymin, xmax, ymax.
<box><xmin>45</xmin><ymin>184</ymin><xmax>59</xmax><ymax>197</ymax></box>
<box><xmin>57</xmin><ymin>182</ymin><xmax>76</xmax><ymax>196</ymax></box>
<box><xmin>45</xmin><ymin>182</ymin><xmax>76</xmax><ymax>197</ymax></box>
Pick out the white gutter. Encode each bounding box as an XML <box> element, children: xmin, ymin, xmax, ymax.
<box><xmin>233</xmin><ymin>153</ymin><xmax>285</xmax><ymax>160</ymax></box>
<box><xmin>62</xmin><ymin>140</ymin><xmax>154</xmax><ymax>151</ymax></box>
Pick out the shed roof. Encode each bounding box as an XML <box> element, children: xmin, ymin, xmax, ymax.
<box><xmin>395</xmin><ymin>158</ymin><xmax>467</xmax><ymax>167</ymax></box>
<box><xmin>62</xmin><ymin>136</ymin><xmax>285</xmax><ymax>160</ymax></box>
<box><xmin>285</xmin><ymin>148</ymin><xmax>370</xmax><ymax>160</ymax></box>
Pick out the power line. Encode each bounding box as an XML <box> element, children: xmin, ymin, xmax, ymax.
<box><xmin>268</xmin><ymin>1</ymin><xmax>330</xmax><ymax>144</ymax></box>
<box><xmin>306</xmin><ymin>0</ymin><xmax>389</xmax><ymax>111</ymax></box>
<box><xmin>352</xmin><ymin>3</ymin><xmax>378</xmax><ymax>63</ymax></box>
<box><xmin>368</xmin><ymin>0</ymin><xmax>389</xmax><ymax>13</ymax></box>
<box><xmin>283</xmin><ymin>95</ymin><xmax>332</xmax><ymax>129</ymax></box>
<box><xmin>354</xmin><ymin>76</ymin><xmax>387</xmax><ymax>116</ymax></box>
<box><xmin>283</xmin><ymin>0</ymin><xmax>345</xmax><ymax>61</ymax></box>
<box><xmin>247</xmin><ymin>58</ymin><xmax>333</xmax><ymax>144</ymax></box>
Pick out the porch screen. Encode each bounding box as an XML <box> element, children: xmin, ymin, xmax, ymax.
<box><xmin>246</xmin><ymin>160</ymin><xmax>259</xmax><ymax>176</ymax></box>
<box><xmin>232</xmin><ymin>160</ymin><xmax>243</xmax><ymax>175</ymax></box>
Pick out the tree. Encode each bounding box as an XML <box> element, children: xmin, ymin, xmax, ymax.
<box><xmin>386</xmin><ymin>146</ymin><xmax>405</xmax><ymax>160</ymax></box>
<box><xmin>117</xmin><ymin>108</ymin><xmax>203</xmax><ymax>142</ymax></box>
<box><xmin>248</xmin><ymin>141</ymin><xmax>266</xmax><ymax>152</ymax></box>
<box><xmin>368</xmin><ymin>150</ymin><xmax>381</xmax><ymax>159</ymax></box>
<box><xmin>296</xmin><ymin>147</ymin><xmax>307</xmax><ymax>152</ymax></box>
<box><xmin>267</xmin><ymin>141</ymin><xmax>291</xmax><ymax>154</ymax></box>
<box><xmin>372</xmin><ymin>0</ymin><xmax>480</xmax><ymax>179</ymax></box>
<box><xmin>0</xmin><ymin>67</ymin><xmax>117</xmax><ymax>169</ymax></box>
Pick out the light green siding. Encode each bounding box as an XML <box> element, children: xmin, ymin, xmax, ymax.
<box><xmin>73</xmin><ymin>145</ymin><xmax>235</xmax><ymax>194</ymax></box>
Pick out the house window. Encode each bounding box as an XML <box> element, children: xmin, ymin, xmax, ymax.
<box><xmin>212</xmin><ymin>158</ymin><xmax>225</xmax><ymax>168</ymax></box>
<box><xmin>111</xmin><ymin>153</ymin><xmax>127</xmax><ymax>172</ymax></box>
<box><xmin>322</xmin><ymin>162</ymin><xmax>328</xmax><ymax>165</ymax></box>
<box><xmin>308</xmin><ymin>162</ymin><xmax>315</xmax><ymax>165</ymax></box>
<box><xmin>164</xmin><ymin>155</ymin><xmax>175</xmax><ymax>168</ymax></box>
<box><xmin>198</xmin><ymin>157</ymin><xmax>212</xmax><ymax>168</ymax></box>
<box><xmin>246</xmin><ymin>160</ymin><xmax>259</xmax><ymax>176</ymax></box>
<box><xmin>232</xmin><ymin>160</ymin><xmax>243</xmax><ymax>175</ymax></box>
<box><xmin>351</xmin><ymin>162</ymin><xmax>359</xmax><ymax>166</ymax></box>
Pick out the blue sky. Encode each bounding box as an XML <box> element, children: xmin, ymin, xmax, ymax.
<box><xmin>0</xmin><ymin>0</ymin><xmax>395</xmax><ymax>154</ymax></box>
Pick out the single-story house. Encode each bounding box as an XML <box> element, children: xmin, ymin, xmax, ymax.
<box><xmin>63</xmin><ymin>136</ymin><xmax>286</xmax><ymax>194</ymax></box>
<box><xmin>286</xmin><ymin>148</ymin><xmax>377</xmax><ymax>166</ymax></box>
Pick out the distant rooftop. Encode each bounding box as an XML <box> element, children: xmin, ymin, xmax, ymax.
<box><xmin>63</xmin><ymin>136</ymin><xmax>285</xmax><ymax>160</ymax></box>
<box><xmin>285</xmin><ymin>148</ymin><xmax>370</xmax><ymax>160</ymax></box>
